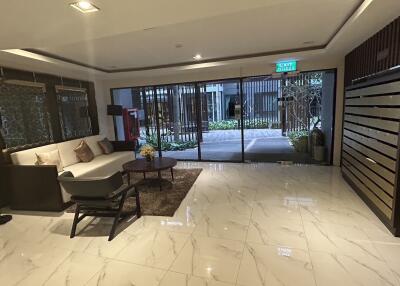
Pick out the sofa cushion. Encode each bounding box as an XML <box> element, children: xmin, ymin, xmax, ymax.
<box><xmin>74</xmin><ymin>140</ymin><xmax>94</xmax><ymax>162</ymax></box>
<box><xmin>57</xmin><ymin>138</ymin><xmax>82</xmax><ymax>167</ymax></box>
<box><xmin>85</xmin><ymin>135</ymin><xmax>103</xmax><ymax>156</ymax></box>
<box><xmin>63</xmin><ymin>151</ymin><xmax>135</xmax><ymax>178</ymax></box>
<box><xmin>36</xmin><ymin>150</ymin><xmax>63</xmax><ymax>172</ymax></box>
<box><xmin>98</xmin><ymin>137</ymin><xmax>114</xmax><ymax>154</ymax></box>
<box><xmin>10</xmin><ymin>144</ymin><xmax>58</xmax><ymax>165</ymax></box>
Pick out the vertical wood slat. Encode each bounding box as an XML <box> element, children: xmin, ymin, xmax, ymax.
<box><xmin>345</xmin><ymin>17</ymin><xmax>400</xmax><ymax>87</ymax></box>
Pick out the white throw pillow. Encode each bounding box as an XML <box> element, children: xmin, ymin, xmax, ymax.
<box><xmin>36</xmin><ymin>150</ymin><xmax>64</xmax><ymax>172</ymax></box>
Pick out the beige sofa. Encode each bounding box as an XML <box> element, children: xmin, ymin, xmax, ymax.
<box><xmin>8</xmin><ymin>135</ymin><xmax>135</xmax><ymax>211</ymax></box>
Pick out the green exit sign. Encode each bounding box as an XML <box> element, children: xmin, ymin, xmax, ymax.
<box><xmin>276</xmin><ymin>61</ymin><xmax>297</xmax><ymax>73</ymax></box>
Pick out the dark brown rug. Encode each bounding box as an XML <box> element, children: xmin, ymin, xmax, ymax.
<box><xmin>66</xmin><ymin>168</ymin><xmax>202</xmax><ymax>217</ymax></box>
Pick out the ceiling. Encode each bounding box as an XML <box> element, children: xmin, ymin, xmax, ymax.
<box><xmin>0</xmin><ymin>0</ymin><xmax>399</xmax><ymax>74</ymax></box>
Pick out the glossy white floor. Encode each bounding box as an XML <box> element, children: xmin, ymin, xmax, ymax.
<box><xmin>1</xmin><ymin>162</ymin><xmax>400</xmax><ymax>286</ymax></box>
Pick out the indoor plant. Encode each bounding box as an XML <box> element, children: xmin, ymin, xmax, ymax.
<box><xmin>140</xmin><ymin>144</ymin><xmax>155</xmax><ymax>161</ymax></box>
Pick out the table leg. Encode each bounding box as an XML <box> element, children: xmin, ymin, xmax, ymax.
<box><xmin>127</xmin><ymin>172</ymin><xmax>131</xmax><ymax>186</ymax></box>
<box><xmin>143</xmin><ymin>172</ymin><xmax>146</xmax><ymax>179</ymax></box>
<box><xmin>171</xmin><ymin>168</ymin><xmax>174</xmax><ymax>181</ymax></box>
<box><xmin>135</xmin><ymin>186</ymin><xmax>141</xmax><ymax>218</ymax></box>
<box><xmin>158</xmin><ymin>171</ymin><xmax>162</xmax><ymax>191</ymax></box>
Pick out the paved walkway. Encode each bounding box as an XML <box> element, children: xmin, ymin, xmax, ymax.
<box><xmin>202</xmin><ymin>129</ymin><xmax>283</xmax><ymax>143</ymax></box>
<box><xmin>163</xmin><ymin>129</ymin><xmax>305</xmax><ymax>162</ymax></box>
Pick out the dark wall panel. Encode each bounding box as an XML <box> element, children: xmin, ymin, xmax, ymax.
<box><xmin>345</xmin><ymin>17</ymin><xmax>400</xmax><ymax>87</ymax></box>
<box><xmin>343</xmin><ymin>16</ymin><xmax>400</xmax><ymax>236</ymax></box>
<box><xmin>342</xmin><ymin>78</ymin><xmax>400</xmax><ymax>234</ymax></box>
<box><xmin>0</xmin><ymin>66</ymin><xmax>99</xmax><ymax>146</ymax></box>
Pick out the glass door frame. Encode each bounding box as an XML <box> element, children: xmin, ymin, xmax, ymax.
<box><xmin>110</xmin><ymin>68</ymin><xmax>337</xmax><ymax>164</ymax></box>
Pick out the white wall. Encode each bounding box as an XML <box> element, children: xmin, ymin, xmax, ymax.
<box><xmin>100</xmin><ymin>57</ymin><xmax>345</xmax><ymax>165</ymax></box>
<box><xmin>0</xmin><ymin>52</ymin><xmax>344</xmax><ymax>165</ymax></box>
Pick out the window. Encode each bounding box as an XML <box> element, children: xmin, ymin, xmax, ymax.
<box><xmin>0</xmin><ymin>80</ymin><xmax>53</xmax><ymax>148</ymax></box>
<box><xmin>56</xmin><ymin>86</ymin><xmax>92</xmax><ymax>140</ymax></box>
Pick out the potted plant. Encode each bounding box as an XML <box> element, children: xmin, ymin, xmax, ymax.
<box><xmin>311</xmin><ymin>127</ymin><xmax>325</xmax><ymax>161</ymax></box>
<box><xmin>288</xmin><ymin>130</ymin><xmax>309</xmax><ymax>153</ymax></box>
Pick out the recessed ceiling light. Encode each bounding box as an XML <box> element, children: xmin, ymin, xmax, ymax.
<box><xmin>193</xmin><ymin>54</ymin><xmax>202</xmax><ymax>60</ymax></box>
<box><xmin>70</xmin><ymin>1</ymin><xmax>99</xmax><ymax>13</ymax></box>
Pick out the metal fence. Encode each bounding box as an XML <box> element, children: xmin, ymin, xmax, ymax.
<box><xmin>113</xmin><ymin>71</ymin><xmax>324</xmax><ymax>144</ymax></box>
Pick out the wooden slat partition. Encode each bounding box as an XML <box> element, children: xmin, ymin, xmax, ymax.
<box><xmin>345</xmin><ymin>107</ymin><xmax>400</xmax><ymax>120</ymax></box>
<box><xmin>345</xmin><ymin>17</ymin><xmax>400</xmax><ymax>86</ymax></box>
<box><xmin>346</xmin><ymin>81</ymin><xmax>400</xmax><ymax>98</ymax></box>
<box><xmin>342</xmin><ymin>79</ymin><xmax>400</xmax><ymax>234</ymax></box>
<box><xmin>344</xmin><ymin>114</ymin><xmax>399</xmax><ymax>133</ymax></box>
<box><xmin>343</xmin><ymin>122</ymin><xmax>398</xmax><ymax>145</ymax></box>
<box><xmin>342</xmin><ymin>166</ymin><xmax>392</xmax><ymax>218</ymax></box>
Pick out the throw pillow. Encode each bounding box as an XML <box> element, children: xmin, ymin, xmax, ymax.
<box><xmin>98</xmin><ymin>138</ymin><xmax>114</xmax><ymax>154</ymax></box>
<box><xmin>36</xmin><ymin>150</ymin><xmax>64</xmax><ymax>172</ymax></box>
<box><xmin>74</xmin><ymin>140</ymin><xmax>94</xmax><ymax>162</ymax></box>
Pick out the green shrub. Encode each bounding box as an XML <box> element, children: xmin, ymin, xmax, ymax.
<box><xmin>145</xmin><ymin>134</ymin><xmax>197</xmax><ymax>151</ymax></box>
<box><xmin>243</xmin><ymin>119</ymin><xmax>269</xmax><ymax>129</ymax></box>
<box><xmin>209</xmin><ymin>120</ymin><xmax>238</xmax><ymax>130</ymax></box>
<box><xmin>288</xmin><ymin>130</ymin><xmax>309</xmax><ymax>152</ymax></box>
<box><xmin>208</xmin><ymin>119</ymin><xmax>270</xmax><ymax>130</ymax></box>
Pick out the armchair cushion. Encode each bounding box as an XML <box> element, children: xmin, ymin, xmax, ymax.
<box><xmin>58</xmin><ymin>171</ymin><xmax>124</xmax><ymax>199</ymax></box>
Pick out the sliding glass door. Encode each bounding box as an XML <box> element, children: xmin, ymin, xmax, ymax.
<box><xmin>242</xmin><ymin>76</ymin><xmax>284</xmax><ymax>162</ymax></box>
<box><xmin>111</xmin><ymin>69</ymin><xmax>336</xmax><ymax>164</ymax></box>
<box><xmin>198</xmin><ymin>80</ymin><xmax>242</xmax><ymax>162</ymax></box>
<box><xmin>155</xmin><ymin>84</ymin><xmax>200</xmax><ymax>160</ymax></box>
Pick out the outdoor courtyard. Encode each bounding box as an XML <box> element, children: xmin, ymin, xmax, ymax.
<box><xmin>162</xmin><ymin>129</ymin><xmax>312</xmax><ymax>162</ymax></box>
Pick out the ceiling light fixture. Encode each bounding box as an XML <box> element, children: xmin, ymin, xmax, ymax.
<box><xmin>193</xmin><ymin>54</ymin><xmax>202</xmax><ymax>60</ymax></box>
<box><xmin>70</xmin><ymin>1</ymin><xmax>99</xmax><ymax>13</ymax></box>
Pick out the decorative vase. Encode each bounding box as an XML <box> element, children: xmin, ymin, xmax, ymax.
<box><xmin>145</xmin><ymin>155</ymin><xmax>152</xmax><ymax>162</ymax></box>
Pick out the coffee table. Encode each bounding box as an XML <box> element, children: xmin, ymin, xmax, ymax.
<box><xmin>123</xmin><ymin>157</ymin><xmax>178</xmax><ymax>190</ymax></box>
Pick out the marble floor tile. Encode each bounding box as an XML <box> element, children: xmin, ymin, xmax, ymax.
<box><xmin>85</xmin><ymin>259</ymin><xmax>166</xmax><ymax>286</ymax></box>
<box><xmin>299</xmin><ymin>202</ymin><xmax>382</xmax><ymax>228</ymax></box>
<box><xmin>247</xmin><ymin>217</ymin><xmax>308</xmax><ymax>250</ymax></box>
<box><xmin>2</xmin><ymin>162</ymin><xmax>400</xmax><ymax>286</ymax></box>
<box><xmin>310</xmin><ymin>250</ymin><xmax>398</xmax><ymax>286</ymax></box>
<box><xmin>251</xmin><ymin>200</ymin><xmax>302</xmax><ymax>221</ymax></box>
<box><xmin>362</xmin><ymin>223</ymin><xmax>400</xmax><ymax>243</ymax></box>
<box><xmin>0</xmin><ymin>214</ymin><xmax>60</xmax><ymax>243</ymax></box>
<box><xmin>212</xmin><ymin>186</ymin><xmax>256</xmax><ymax>209</ymax></box>
<box><xmin>373</xmin><ymin>242</ymin><xmax>400</xmax><ymax>283</ymax></box>
<box><xmin>0</xmin><ymin>241</ymin><xmax>72</xmax><ymax>286</ymax></box>
<box><xmin>236</xmin><ymin>243</ymin><xmax>315</xmax><ymax>286</ymax></box>
<box><xmin>124</xmin><ymin>215</ymin><xmax>197</xmax><ymax>234</ymax></box>
<box><xmin>42</xmin><ymin>252</ymin><xmax>105</xmax><ymax>286</ymax></box>
<box><xmin>170</xmin><ymin>236</ymin><xmax>244</xmax><ymax>283</ymax></box>
<box><xmin>254</xmin><ymin>181</ymin><xmax>298</xmax><ymax>205</ymax></box>
<box><xmin>160</xmin><ymin>271</ymin><xmax>235</xmax><ymax>286</ymax></box>
<box><xmin>303</xmin><ymin>221</ymin><xmax>383</xmax><ymax>260</ymax></box>
<box><xmin>193</xmin><ymin>203</ymin><xmax>251</xmax><ymax>241</ymax></box>
<box><xmin>116</xmin><ymin>228</ymin><xmax>189</xmax><ymax>269</ymax></box>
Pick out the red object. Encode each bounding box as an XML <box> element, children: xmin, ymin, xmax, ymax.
<box><xmin>123</xmin><ymin>108</ymin><xmax>140</xmax><ymax>142</ymax></box>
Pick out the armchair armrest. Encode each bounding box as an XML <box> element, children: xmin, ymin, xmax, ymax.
<box><xmin>9</xmin><ymin>165</ymin><xmax>64</xmax><ymax>211</ymax></box>
<box><xmin>111</xmin><ymin>140</ymin><xmax>136</xmax><ymax>152</ymax></box>
<box><xmin>0</xmin><ymin>165</ymin><xmax>11</xmax><ymax>208</ymax></box>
